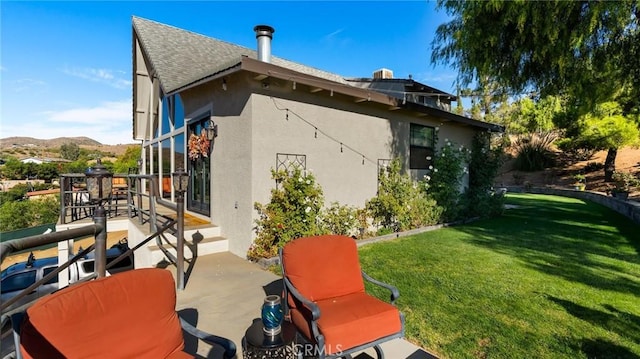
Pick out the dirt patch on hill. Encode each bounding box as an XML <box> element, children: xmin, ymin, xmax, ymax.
<box><xmin>495</xmin><ymin>146</ymin><xmax>640</xmax><ymax>201</ymax></box>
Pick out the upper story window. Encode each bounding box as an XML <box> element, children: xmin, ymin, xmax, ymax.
<box><xmin>159</xmin><ymin>94</ymin><xmax>185</xmax><ymax>138</ymax></box>
<box><xmin>410</xmin><ymin>124</ymin><xmax>435</xmax><ymax>170</ymax></box>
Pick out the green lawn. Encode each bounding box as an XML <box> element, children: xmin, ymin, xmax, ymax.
<box><xmin>359</xmin><ymin>193</ymin><xmax>640</xmax><ymax>359</ymax></box>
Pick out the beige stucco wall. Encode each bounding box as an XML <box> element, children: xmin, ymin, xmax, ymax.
<box><xmin>178</xmin><ymin>72</ymin><xmax>481</xmax><ymax>258</ymax></box>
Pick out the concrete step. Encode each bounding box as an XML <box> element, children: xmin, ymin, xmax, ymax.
<box><xmin>159</xmin><ymin>224</ymin><xmax>222</xmax><ymax>243</ymax></box>
<box><xmin>148</xmin><ymin>235</ymin><xmax>229</xmax><ymax>264</ymax></box>
<box><xmin>127</xmin><ymin>220</ymin><xmax>228</xmax><ymax>268</ymax></box>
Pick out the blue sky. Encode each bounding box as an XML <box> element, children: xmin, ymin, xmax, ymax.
<box><xmin>1</xmin><ymin>1</ymin><xmax>458</xmax><ymax>145</ymax></box>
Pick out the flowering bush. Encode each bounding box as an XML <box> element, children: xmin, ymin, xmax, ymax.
<box><xmin>426</xmin><ymin>139</ymin><xmax>470</xmax><ymax>221</ymax></box>
<box><xmin>188</xmin><ymin>133</ymin><xmax>210</xmax><ymax>161</ymax></box>
<box><xmin>367</xmin><ymin>159</ymin><xmax>441</xmax><ymax>232</ymax></box>
<box><xmin>320</xmin><ymin>202</ymin><xmax>359</xmax><ymax>237</ymax></box>
<box><xmin>248</xmin><ymin>168</ymin><xmax>324</xmax><ymax>261</ymax></box>
<box><xmin>463</xmin><ymin>133</ymin><xmax>505</xmax><ymax>218</ymax></box>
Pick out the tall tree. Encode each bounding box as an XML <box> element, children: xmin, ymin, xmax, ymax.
<box><xmin>558</xmin><ymin>102</ymin><xmax>640</xmax><ymax>180</ymax></box>
<box><xmin>432</xmin><ymin>0</ymin><xmax>640</xmax><ymax>178</ymax></box>
<box><xmin>60</xmin><ymin>143</ymin><xmax>80</xmax><ymax>161</ymax></box>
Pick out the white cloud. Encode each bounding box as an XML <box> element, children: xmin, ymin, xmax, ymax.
<box><xmin>321</xmin><ymin>28</ymin><xmax>351</xmax><ymax>47</ymax></box>
<box><xmin>2</xmin><ymin>100</ymin><xmax>134</xmax><ymax>145</ymax></box>
<box><xmin>323</xmin><ymin>29</ymin><xmax>344</xmax><ymax>41</ymax></box>
<box><xmin>11</xmin><ymin>78</ymin><xmax>48</xmax><ymax>93</ymax></box>
<box><xmin>62</xmin><ymin>67</ymin><xmax>132</xmax><ymax>89</ymax></box>
<box><xmin>45</xmin><ymin>100</ymin><xmax>130</xmax><ymax>125</ymax></box>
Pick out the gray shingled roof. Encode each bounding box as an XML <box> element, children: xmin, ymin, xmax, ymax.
<box><xmin>133</xmin><ymin>16</ymin><xmax>347</xmax><ymax>94</ymax></box>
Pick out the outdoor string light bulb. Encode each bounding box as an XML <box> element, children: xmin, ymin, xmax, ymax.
<box><xmin>85</xmin><ymin>158</ymin><xmax>113</xmax><ymax>203</ymax></box>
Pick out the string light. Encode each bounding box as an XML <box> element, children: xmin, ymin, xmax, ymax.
<box><xmin>270</xmin><ymin>97</ymin><xmax>377</xmax><ymax>166</ymax></box>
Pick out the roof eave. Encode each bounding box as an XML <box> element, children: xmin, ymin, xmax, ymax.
<box><xmin>165</xmin><ymin>60</ymin><xmax>243</xmax><ymax>96</ymax></box>
<box><xmin>239</xmin><ymin>57</ymin><xmax>399</xmax><ymax>107</ymax></box>
<box><xmin>240</xmin><ymin>57</ymin><xmax>502</xmax><ymax>132</ymax></box>
<box><xmin>402</xmin><ymin>101</ymin><xmax>504</xmax><ymax>132</ymax></box>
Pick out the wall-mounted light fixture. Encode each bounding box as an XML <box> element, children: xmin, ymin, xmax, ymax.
<box><xmin>205</xmin><ymin>117</ymin><xmax>218</xmax><ymax>141</ymax></box>
<box><xmin>222</xmin><ymin>78</ymin><xmax>227</xmax><ymax>91</ymax></box>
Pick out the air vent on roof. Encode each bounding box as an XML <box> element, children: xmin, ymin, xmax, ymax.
<box><xmin>373</xmin><ymin>68</ymin><xmax>393</xmax><ymax>79</ymax></box>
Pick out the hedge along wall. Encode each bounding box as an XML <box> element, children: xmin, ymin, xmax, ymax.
<box><xmin>505</xmin><ymin>186</ymin><xmax>640</xmax><ymax>225</ymax></box>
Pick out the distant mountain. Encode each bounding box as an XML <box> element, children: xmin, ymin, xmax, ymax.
<box><xmin>0</xmin><ymin>136</ymin><xmax>103</xmax><ymax>148</ymax></box>
<box><xmin>0</xmin><ymin>137</ymin><xmax>138</xmax><ymax>159</ymax></box>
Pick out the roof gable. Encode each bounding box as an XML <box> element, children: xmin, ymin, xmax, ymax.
<box><xmin>133</xmin><ymin>16</ymin><xmax>252</xmax><ymax>94</ymax></box>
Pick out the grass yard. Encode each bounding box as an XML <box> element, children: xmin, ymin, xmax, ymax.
<box><xmin>359</xmin><ymin>193</ymin><xmax>640</xmax><ymax>359</ymax></box>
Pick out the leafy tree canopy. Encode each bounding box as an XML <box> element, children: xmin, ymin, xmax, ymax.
<box><xmin>60</xmin><ymin>143</ymin><xmax>81</xmax><ymax>161</ymax></box>
<box><xmin>112</xmin><ymin>146</ymin><xmax>141</xmax><ymax>174</ymax></box>
<box><xmin>569</xmin><ymin>102</ymin><xmax>640</xmax><ymax>151</ymax></box>
<box><xmin>432</xmin><ymin>1</ymin><xmax>640</xmax><ymax>110</ymax></box>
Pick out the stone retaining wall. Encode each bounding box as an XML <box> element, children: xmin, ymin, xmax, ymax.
<box><xmin>505</xmin><ymin>186</ymin><xmax>640</xmax><ymax>225</ymax></box>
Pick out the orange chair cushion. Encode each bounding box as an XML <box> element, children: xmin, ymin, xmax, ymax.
<box><xmin>290</xmin><ymin>292</ymin><xmax>402</xmax><ymax>355</ymax></box>
<box><xmin>163</xmin><ymin>177</ymin><xmax>172</xmax><ymax>193</ymax></box>
<box><xmin>20</xmin><ymin>268</ymin><xmax>186</xmax><ymax>359</ymax></box>
<box><xmin>282</xmin><ymin>235</ymin><xmax>365</xmax><ymax>302</ymax></box>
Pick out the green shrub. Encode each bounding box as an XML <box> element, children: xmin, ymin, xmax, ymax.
<box><xmin>556</xmin><ymin>138</ymin><xmax>596</xmax><ymax>161</ymax></box>
<box><xmin>463</xmin><ymin>133</ymin><xmax>505</xmax><ymax>218</ymax></box>
<box><xmin>248</xmin><ymin>168</ymin><xmax>324</xmax><ymax>261</ymax></box>
<box><xmin>0</xmin><ymin>196</ymin><xmax>59</xmax><ymax>232</ymax></box>
<box><xmin>367</xmin><ymin>159</ymin><xmax>442</xmax><ymax>232</ymax></box>
<box><xmin>427</xmin><ymin>139</ymin><xmax>469</xmax><ymax>221</ymax></box>
<box><xmin>513</xmin><ymin>132</ymin><xmax>556</xmax><ymax>171</ymax></box>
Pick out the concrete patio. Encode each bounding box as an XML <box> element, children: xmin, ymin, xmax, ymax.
<box><xmin>173</xmin><ymin>252</ymin><xmax>438</xmax><ymax>359</ymax></box>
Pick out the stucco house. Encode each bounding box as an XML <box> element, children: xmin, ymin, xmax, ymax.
<box><xmin>132</xmin><ymin>16</ymin><xmax>502</xmax><ymax>258</ymax></box>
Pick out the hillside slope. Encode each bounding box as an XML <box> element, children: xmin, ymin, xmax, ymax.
<box><xmin>496</xmin><ymin>146</ymin><xmax>640</xmax><ymax>200</ymax></box>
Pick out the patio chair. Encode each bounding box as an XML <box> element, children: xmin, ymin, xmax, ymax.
<box><xmin>280</xmin><ymin>235</ymin><xmax>404</xmax><ymax>359</ymax></box>
<box><xmin>10</xmin><ymin>268</ymin><xmax>236</xmax><ymax>359</ymax></box>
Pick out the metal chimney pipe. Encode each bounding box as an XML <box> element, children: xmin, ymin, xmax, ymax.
<box><xmin>254</xmin><ymin>25</ymin><xmax>275</xmax><ymax>63</ymax></box>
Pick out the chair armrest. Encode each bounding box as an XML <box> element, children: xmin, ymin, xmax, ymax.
<box><xmin>179</xmin><ymin>316</ymin><xmax>237</xmax><ymax>359</ymax></box>
<box><xmin>283</xmin><ymin>276</ymin><xmax>321</xmax><ymax>320</ymax></box>
<box><xmin>8</xmin><ymin>311</ymin><xmax>25</xmax><ymax>359</ymax></box>
<box><xmin>362</xmin><ymin>271</ymin><xmax>400</xmax><ymax>305</ymax></box>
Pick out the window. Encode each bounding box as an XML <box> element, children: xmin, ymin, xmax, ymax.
<box><xmin>1</xmin><ymin>271</ymin><xmax>36</xmax><ymax>294</ymax></box>
<box><xmin>410</xmin><ymin>124</ymin><xmax>435</xmax><ymax>169</ymax></box>
<box><xmin>43</xmin><ymin>267</ymin><xmax>59</xmax><ymax>285</ymax></box>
